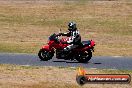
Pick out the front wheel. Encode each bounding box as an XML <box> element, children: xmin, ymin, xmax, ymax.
<box><xmin>38</xmin><ymin>49</ymin><xmax>54</xmax><ymax>61</ymax></box>
<box><xmin>76</xmin><ymin>51</ymin><xmax>92</xmax><ymax>63</ymax></box>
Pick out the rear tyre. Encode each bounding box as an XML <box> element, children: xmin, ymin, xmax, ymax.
<box><xmin>38</xmin><ymin>49</ymin><xmax>54</xmax><ymax>61</ymax></box>
<box><xmin>76</xmin><ymin>51</ymin><xmax>92</xmax><ymax>63</ymax></box>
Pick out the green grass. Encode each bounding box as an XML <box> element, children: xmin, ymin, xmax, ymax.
<box><xmin>0</xmin><ymin>42</ymin><xmax>41</xmax><ymax>53</ymax></box>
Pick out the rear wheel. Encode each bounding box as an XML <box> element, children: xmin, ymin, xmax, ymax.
<box><xmin>38</xmin><ymin>49</ymin><xmax>54</xmax><ymax>61</ymax></box>
<box><xmin>76</xmin><ymin>51</ymin><xmax>92</xmax><ymax>63</ymax></box>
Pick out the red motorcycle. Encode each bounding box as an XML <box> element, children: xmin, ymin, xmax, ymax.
<box><xmin>38</xmin><ymin>33</ymin><xmax>95</xmax><ymax>63</ymax></box>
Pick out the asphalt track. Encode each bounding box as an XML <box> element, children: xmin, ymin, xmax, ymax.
<box><xmin>0</xmin><ymin>53</ymin><xmax>132</xmax><ymax>70</ymax></box>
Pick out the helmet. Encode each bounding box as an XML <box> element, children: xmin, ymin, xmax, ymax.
<box><xmin>68</xmin><ymin>21</ymin><xmax>77</xmax><ymax>31</ymax></box>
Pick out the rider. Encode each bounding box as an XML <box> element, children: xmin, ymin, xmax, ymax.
<box><xmin>58</xmin><ymin>21</ymin><xmax>81</xmax><ymax>52</ymax></box>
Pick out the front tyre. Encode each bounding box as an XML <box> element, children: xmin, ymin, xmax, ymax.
<box><xmin>38</xmin><ymin>49</ymin><xmax>54</xmax><ymax>61</ymax></box>
<box><xmin>76</xmin><ymin>51</ymin><xmax>92</xmax><ymax>63</ymax></box>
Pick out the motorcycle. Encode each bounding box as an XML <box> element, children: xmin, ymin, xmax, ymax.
<box><xmin>38</xmin><ymin>33</ymin><xmax>95</xmax><ymax>63</ymax></box>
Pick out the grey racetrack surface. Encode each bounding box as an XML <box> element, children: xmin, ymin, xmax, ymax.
<box><xmin>0</xmin><ymin>53</ymin><xmax>132</xmax><ymax>70</ymax></box>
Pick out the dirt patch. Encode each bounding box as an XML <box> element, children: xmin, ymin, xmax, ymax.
<box><xmin>0</xmin><ymin>64</ymin><xmax>131</xmax><ymax>88</ymax></box>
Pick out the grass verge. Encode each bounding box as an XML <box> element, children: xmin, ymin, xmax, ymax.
<box><xmin>0</xmin><ymin>64</ymin><xmax>131</xmax><ymax>88</ymax></box>
<box><xmin>0</xmin><ymin>0</ymin><xmax>132</xmax><ymax>56</ymax></box>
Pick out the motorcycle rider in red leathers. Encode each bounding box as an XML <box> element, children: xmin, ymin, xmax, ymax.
<box><xmin>58</xmin><ymin>21</ymin><xmax>81</xmax><ymax>52</ymax></box>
